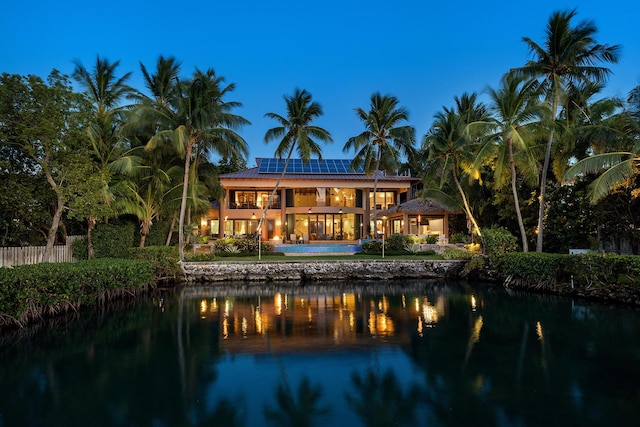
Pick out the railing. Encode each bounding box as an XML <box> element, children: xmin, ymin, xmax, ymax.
<box><xmin>0</xmin><ymin>236</ymin><xmax>81</xmax><ymax>268</ymax></box>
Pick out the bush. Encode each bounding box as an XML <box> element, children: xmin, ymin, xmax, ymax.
<box><xmin>72</xmin><ymin>221</ymin><xmax>136</xmax><ymax>260</ymax></box>
<box><xmin>442</xmin><ymin>248</ymin><xmax>473</xmax><ymax>260</ymax></box>
<box><xmin>481</xmin><ymin>227</ymin><xmax>518</xmax><ymax>266</ymax></box>
<box><xmin>449</xmin><ymin>232</ymin><xmax>469</xmax><ymax>244</ymax></box>
<box><xmin>425</xmin><ymin>235</ymin><xmax>438</xmax><ymax>244</ymax></box>
<box><xmin>385</xmin><ymin>234</ymin><xmax>412</xmax><ymax>252</ymax></box>
<box><xmin>361</xmin><ymin>240</ymin><xmax>382</xmax><ymax>254</ymax></box>
<box><xmin>128</xmin><ymin>246</ymin><xmax>181</xmax><ymax>282</ymax></box>
<box><xmin>212</xmin><ymin>237</ymin><xmax>274</xmax><ymax>256</ymax></box>
<box><xmin>0</xmin><ymin>259</ymin><xmax>153</xmax><ymax>324</ymax></box>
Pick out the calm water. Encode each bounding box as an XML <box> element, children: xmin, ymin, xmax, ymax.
<box><xmin>1</xmin><ymin>280</ymin><xmax>639</xmax><ymax>427</ymax></box>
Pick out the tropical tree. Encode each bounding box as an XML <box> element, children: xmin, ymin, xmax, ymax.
<box><xmin>257</xmin><ymin>88</ymin><xmax>333</xmax><ymax>239</ymax></box>
<box><xmin>0</xmin><ymin>71</ymin><xmax>90</xmax><ymax>261</ymax></box>
<box><xmin>510</xmin><ymin>9</ymin><xmax>620</xmax><ymax>252</ymax></box>
<box><xmin>343</xmin><ymin>93</ymin><xmax>416</xmax><ymax>237</ymax></box>
<box><xmin>473</xmin><ymin>74</ymin><xmax>544</xmax><ymax>251</ymax></box>
<box><xmin>72</xmin><ymin>56</ymin><xmax>134</xmax><ymax>258</ymax></box>
<box><xmin>144</xmin><ymin>67</ymin><xmax>249</xmax><ymax>260</ymax></box>
<box><xmin>422</xmin><ymin>93</ymin><xmax>488</xmax><ymax>238</ymax></box>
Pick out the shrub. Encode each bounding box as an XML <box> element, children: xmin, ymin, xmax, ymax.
<box><xmin>72</xmin><ymin>222</ymin><xmax>136</xmax><ymax>260</ymax></box>
<box><xmin>0</xmin><ymin>259</ymin><xmax>153</xmax><ymax>324</ymax></box>
<box><xmin>450</xmin><ymin>232</ymin><xmax>469</xmax><ymax>244</ymax></box>
<box><xmin>385</xmin><ymin>234</ymin><xmax>412</xmax><ymax>252</ymax></box>
<box><xmin>442</xmin><ymin>248</ymin><xmax>473</xmax><ymax>260</ymax></box>
<box><xmin>128</xmin><ymin>246</ymin><xmax>181</xmax><ymax>282</ymax></box>
<box><xmin>481</xmin><ymin>227</ymin><xmax>518</xmax><ymax>266</ymax></box>
<box><xmin>212</xmin><ymin>237</ymin><xmax>274</xmax><ymax>256</ymax></box>
<box><xmin>425</xmin><ymin>235</ymin><xmax>438</xmax><ymax>244</ymax></box>
<box><xmin>361</xmin><ymin>240</ymin><xmax>382</xmax><ymax>254</ymax></box>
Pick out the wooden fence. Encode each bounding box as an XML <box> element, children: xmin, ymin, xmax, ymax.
<box><xmin>0</xmin><ymin>236</ymin><xmax>82</xmax><ymax>268</ymax></box>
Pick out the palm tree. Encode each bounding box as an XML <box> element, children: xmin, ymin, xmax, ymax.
<box><xmin>257</xmin><ymin>88</ymin><xmax>333</xmax><ymax>241</ymax></box>
<box><xmin>72</xmin><ymin>56</ymin><xmax>134</xmax><ymax>258</ymax></box>
<box><xmin>343</xmin><ymin>93</ymin><xmax>415</xmax><ymax>237</ymax></box>
<box><xmin>422</xmin><ymin>93</ymin><xmax>488</xmax><ymax>238</ymax></box>
<box><xmin>144</xmin><ymin>67</ymin><xmax>249</xmax><ymax>261</ymax></box>
<box><xmin>564</xmin><ymin>104</ymin><xmax>639</xmax><ymax>203</ymax></box>
<box><xmin>473</xmin><ymin>74</ymin><xmax>545</xmax><ymax>251</ymax></box>
<box><xmin>510</xmin><ymin>9</ymin><xmax>620</xmax><ymax>252</ymax></box>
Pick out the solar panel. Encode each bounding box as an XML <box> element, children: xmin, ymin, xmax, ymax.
<box><xmin>258</xmin><ymin>158</ymin><xmax>363</xmax><ymax>174</ymax></box>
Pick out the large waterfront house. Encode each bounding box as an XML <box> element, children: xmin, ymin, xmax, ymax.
<box><xmin>199</xmin><ymin>158</ymin><xmax>456</xmax><ymax>243</ymax></box>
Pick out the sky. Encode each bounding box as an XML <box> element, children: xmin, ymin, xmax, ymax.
<box><xmin>2</xmin><ymin>0</ymin><xmax>639</xmax><ymax>167</ymax></box>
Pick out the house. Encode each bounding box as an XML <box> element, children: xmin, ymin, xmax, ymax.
<box><xmin>200</xmin><ymin>158</ymin><xmax>456</xmax><ymax>243</ymax></box>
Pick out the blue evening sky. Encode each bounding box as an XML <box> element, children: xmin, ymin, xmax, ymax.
<box><xmin>2</xmin><ymin>0</ymin><xmax>639</xmax><ymax>166</ymax></box>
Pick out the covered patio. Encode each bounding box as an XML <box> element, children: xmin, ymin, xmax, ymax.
<box><xmin>377</xmin><ymin>198</ymin><xmax>458</xmax><ymax>242</ymax></box>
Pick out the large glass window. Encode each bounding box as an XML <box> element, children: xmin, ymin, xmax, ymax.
<box><xmin>369</xmin><ymin>191</ymin><xmax>396</xmax><ymax>210</ymax></box>
<box><xmin>229</xmin><ymin>190</ymin><xmax>280</xmax><ymax>209</ymax></box>
<box><xmin>327</xmin><ymin>188</ymin><xmax>356</xmax><ymax>207</ymax></box>
<box><xmin>222</xmin><ymin>219</ymin><xmax>259</xmax><ymax>237</ymax></box>
<box><xmin>288</xmin><ymin>213</ymin><xmax>359</xmax><ymax>241</ymax></box>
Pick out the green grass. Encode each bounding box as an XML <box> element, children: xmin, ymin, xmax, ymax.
<box><xmin>195</xmin><ymin>253</ymin><xmax>445</xmax><ymax>262</ymax></box>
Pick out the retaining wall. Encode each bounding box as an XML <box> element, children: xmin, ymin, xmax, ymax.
<box><xmin>181</xmin><ymin>259</ymin><xmax>465</xmax><ymax>283</ymax></box>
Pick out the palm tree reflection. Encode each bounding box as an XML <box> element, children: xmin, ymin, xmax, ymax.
<box><xmin>264</xmin><ymin>376</ymin><xmax>329</xmax><ymax>427</ymax></box>
<box><xmin>346</xmin><ymin>368</ymin><xmax>422</xmax><ymax>427</ymax></box>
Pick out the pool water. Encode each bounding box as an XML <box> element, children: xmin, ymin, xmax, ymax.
<box><xmin>274</xmin><ymin>243</ymin><xmax>362</xmax><ymax>254</ymax></box>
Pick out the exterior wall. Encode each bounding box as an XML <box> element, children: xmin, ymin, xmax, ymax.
<box><xmin>217</xmin><ymin>175</ymin><xmax>414</xmax><ymax>242</ymax></box>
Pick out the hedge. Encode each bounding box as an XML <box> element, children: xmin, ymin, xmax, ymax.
<box><xmin>497</xmin><ymin>252</ymin><xmax>640</xmax><ymax>288</ymax></box>
<box><xmin>0</xmin><ymin>259</ymin><xmax>153</xmax><ymax>327</ymax></box>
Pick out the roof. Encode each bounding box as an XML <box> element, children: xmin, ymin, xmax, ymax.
<box><xmin>219</xmin><ymin>158</ymin><xmax>419</xmax><ymax>182</ymax></box>
<box><xmin>377</xmin><ymin>197</ymin><xmax>458</xmax><ymax>215</ymax></box>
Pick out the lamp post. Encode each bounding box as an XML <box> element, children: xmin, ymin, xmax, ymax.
<box><xmin>382</xmin><ymin>215</ymin><xmax>387</xmax><ymax>258</ymax></box>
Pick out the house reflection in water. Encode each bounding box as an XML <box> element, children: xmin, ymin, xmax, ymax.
<box><xmin>190</xmin><ymin>286</ymin><xmax>450</xmax><ymax>354</ymax></box>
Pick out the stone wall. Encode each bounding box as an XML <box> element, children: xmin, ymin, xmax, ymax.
<box><xmin>181</xmin><ymin>259</ymin><xmax>466</xmax><ymax>283</ymax></box>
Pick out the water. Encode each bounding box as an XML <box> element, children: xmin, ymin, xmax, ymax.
<box><xmin>1</xmin><ymin>280</ymin><xmax>639</xmax><ymax>427</ymax></box>
<box><xmin>273</xmin><ymin>243</ymin><xmax>361</xmax><ymax>254</ymax></box>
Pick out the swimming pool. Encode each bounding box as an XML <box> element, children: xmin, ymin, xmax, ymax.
<box><xmin>274</xmin><ymin>243</ymin><xmax>362</xmax><ymax>255</ymax></box>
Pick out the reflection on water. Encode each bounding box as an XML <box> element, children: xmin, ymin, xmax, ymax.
<box><xmin>1</xmin><ymin>279</ymin><xmax>640</xmax><ymax>426</ymax></box>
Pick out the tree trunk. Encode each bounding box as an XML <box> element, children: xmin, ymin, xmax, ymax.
<box><xmin>536</xmin><ymin>98</ymin><xmax>558</xmax><ymax>253</ymax></box>
<box><xmin>166</xmin><ymin>212</ymin><xmax>177</xmax><ymax>246</ymax></box>
<box><xmin>509</xmin><ymin>139</ymin><xmax>528</xmax><ymax>252</ymax></box>
<box><xmin>87</xmin><ymin>217</ymin><xmax>96</xmax><ymax>260</ymax></box>
<box><xmin>42</xmin><ymin>166</ymin><xmax>64</xmax><ymax>263</ymax></box>
<box><xmin>178</xmin><ymin>140</ymin><xmax>194</xmax><ymax>261</ymax></box>
<box><xmin>452</xmin><ymin>166</ymin><xmax>481</xmax><ymax>237</ymax></box>
<box><xmin>371</xmin><ymin>144</ymin><xmax>382</xmax><ymax>239</ymax></box>
<box><xmin>140</xmin><ymin>219</ymin><xmax>150</xmax><ymax>248</ymax></box>
<box><xmin>256</xmin><ymin>144</ymin><xmax>296</xmax><ymax>241</ymax></box>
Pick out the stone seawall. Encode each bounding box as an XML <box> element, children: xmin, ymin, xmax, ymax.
<box><xmin>181</xmin><ymin>259</ymin><xmax>466</xmax><ymax>283</ymax></box>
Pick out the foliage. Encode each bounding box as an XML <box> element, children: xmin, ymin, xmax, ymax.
<box><xmin>481</xmin><ymin>227</ymin><xmax>518</xmax><ymax>266</ymax></box>
<box><xmin>449</xmin><ymin>232</ymin><xmax>469</xmax><ymax>244</ymax></box>
<box><xmin>0</xmin><ymin>259</ymin><xmax>153</xmax><ymax>324</ymax></box>
<box><xmin>496</xmin><ymin>252</ymin><xmax>640</xmax><ymax>287</ymax></box>
<box><xmin>360</xmin><ymin>240</ymin><xmax>382</xmax><ymax>254</ymax></box>
<box><xmin>385</xmin><ymin>234</ymin><xmax>412</xmax><ymax>252</ymax></box>
<box><xmin>442</xmin><ymin>249</ymin><xmax>473</xmax><ymax>260</ymax></box>
<box><xmin>213</xmin><ymin>237</ymin><xmax>274</xmax><ymax>255</ymax></box>
<box><xmin>128</xmin><ymin>246</ymin><xmax>181</xmax><ymax>282</ymax></box>
<box><xmin>72</xmin><ymin>221</ymin><xmax>136</xmax><ymax>259</ymax></box>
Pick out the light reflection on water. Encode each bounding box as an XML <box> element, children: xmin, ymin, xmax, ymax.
<box><xmin>1</xmin><ymin>279</ymin><xmax>640</xmax><ymax>426</ymax></box>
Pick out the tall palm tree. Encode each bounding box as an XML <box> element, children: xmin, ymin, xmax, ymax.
<box><xmin>422</xmin><ymin>93</ymin><xmax>488</xmax><ymax>238</ymax></box>
<box><xmin>72</xmin><ymin>56</ymin><xmax>134</xmax><ymax>258</ymax></box>
<box><xmin>144</xmin><ymin>68</ymin><xmax>249</xmax><ymax>261</ymax></box>
<box><xmin>343</xmin><ymin>93</ymin><xmax>415</xmax><ymax>237</ymax></box>
<box><xmin>510</xmin><ymin>9</ymin><xmax>620</xmax><ymax>252</ymax></box>
<box><xmin>473</xmin><ymin>74</ymin><xmax>545</xmax><ymax>251</ymax></box>
<box><xmin>257</xmin><ymin>88</ymin><xmax>333</xmax><ymax>239</ymax></box>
